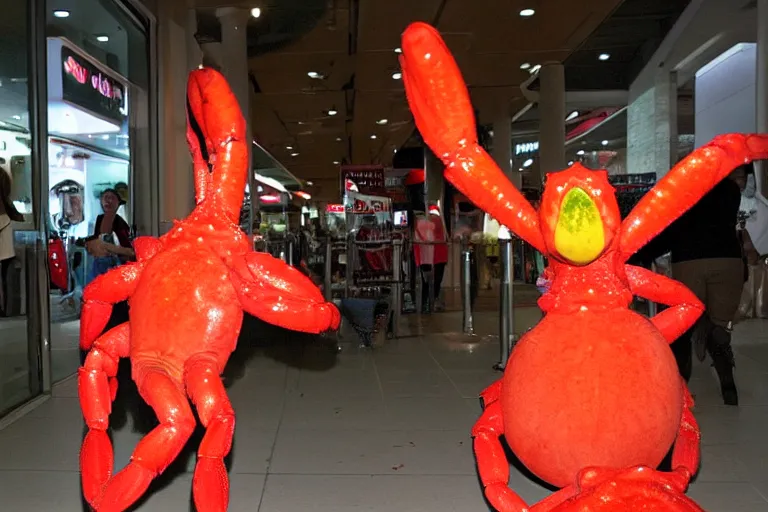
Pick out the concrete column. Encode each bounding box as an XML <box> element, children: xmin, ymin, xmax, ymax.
<box><xmin>757</xmin><ymin>0</ymin><xmax>768</xmax><ymax>198</ymax></box>
<box><xmin>491</xmin><ymin>115</ymin><xmax>520</xmax><ymax>187</ymax></box>
<box><xmin>216</xmin><ymin>7</ymin><xmax>253</xmax><ymax>232</ymax></box>
<box><xmin>538</xmin><ymin>62</ymin><xmax>566</xmax><ymax>182</ymax></box>
<box><xmin>626</xmin><ymin>69</ymin><xmax>678</xmax><ymax>178</ymax></box>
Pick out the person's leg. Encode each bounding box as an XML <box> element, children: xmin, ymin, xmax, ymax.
<box><xmin>0</xmin><ymin>257</ymin><xmax>12</xmax><ymax>316</ymax></box>
<box><xmin>670</xmin><ymin>260</ymin><xmax>707</xmax><ymax>382</ymax></box>
<box><xmin>705</xmin><ymin>258</ymin><xmax>745</xmax><ymax>406</ymax></box>
<box><xmin>420</xmin><ymin>264</ymin><xmax>433</xmax><ymax>312</ymax></box>
<box><xmin>433</xmin><ymin>262</ymin><xmax>446</xmax><ymax>300</ymax></box>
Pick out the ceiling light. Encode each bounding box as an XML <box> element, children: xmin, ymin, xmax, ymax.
<box><xmin>335</xmin><ymin>137</ymin><xmax>342</xmax><ymax>142</ymax></box>
<box><xmin>393</xmin><ymin>148</ymin><xmax>398</xmax><ymax>153</ymax></box>
<box><xmin>598</xmin><ymin>53</ymin><xmax>610</xmax><ymax>61</ymax></box>
<box><xmin>394</xmin><ymin>47</ymin><xmax>402</xmax><ymax>54</ymax></box>
<box><xmin>566</xmin><ymin>111</ymin><xmax>579</xmax><ymax>121</ymax></box>
<box><xmin>12</xmin><ymin>115</ymin><xmax>21</xmax><ymax>120</ymax></box>
<box><xmin>601</xmin><ymin>140</ymin><xmax>609</xmax><ymax>146</ymax></box>
<box><xmin>306</xmin><ymin>181</ymin><xmax>313</xmax><ymax>186</ymax></box>
<box><xmin>392</xmin><ymin>72</ymin><xmax>402</xmax><ymax>80</ymax></box>
<box><xmin>286</xmin><ymin>145</ymin><xmax>293</xmax><ymax>150</ymax></box>
<box><xmin>519</xmin><ymin>8</ymin><xmax>535</xmax><ymax>16</ymax></box>
<box><xmin>568</xmin><ymin>161</ymin><xmax>574</xmax><ymax>166</ymax></box>
<box><xmin>529</xmin><ymin>64</ymin><xmax>541</xmax><ymax>74</ymax></box>
<box><xmin>333</xmin><ymin>160</ymin><xmax>340</xmax><ymax>165</ymax></box>
<box><xmin>307</xmin><ymin>71</ymin><xmax>321</xmax><ymax>79</ymax></box>
<box><xmin>327</xmin><ymin>108</ymin><xmax>338</xmax><ymax>116</ymax></box>
<box><xmin>577</xmin><ymin>150</ymin><xmax>585</xmax><ymax>155</ymax></box>
<box><xmin>53</xmin><ymin>10</ymin><xmax>70</xmax><ymax>18</ymax></box>
<box><xmin>250</xmin><ymin>7</ymin><xmax>261</xmax><ymax>18</ymax></box>
<box><xmin>376</xmin><ymin>118</ymin><xmax>388</xmax><ymax>125</ymax></box>
<box><xmin>520</xmin><ymin>63</ymin><xmax>531</xmax><ymax>70</ymax></box>
<box><xmin>522</xmin><ymin>158</ymin><xmax>533</xmax><ymax>168</ymax></box>
<box><xmin>96</xmin><ymin>35</ymin><xmax>109</xmax><ymax>42</ymax></box>
<box><xmin>370</xmin><ymin>134</ymin><xmax>377</xmax><ymax>139</ymax></box>
<box><xmin>291</xmin><ymin>152</ymin><xmax>299</xmax><ymax>157</ymax></box>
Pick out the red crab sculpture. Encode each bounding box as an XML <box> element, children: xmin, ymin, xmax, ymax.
<box><xmin>78</xmin><ymin>68</ymin><xmax>340</xmax><ymax>512</ymax></box>
<box><xmin>400</xmin><ymin>22</ymin><xmax>768</xmax><ymax>512</ymax></box>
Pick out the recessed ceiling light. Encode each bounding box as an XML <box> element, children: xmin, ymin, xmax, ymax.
<box><xmin>370</xmin><ymin>134</ymin><xmax>377</xmax><ymax>139</ymax></box>
<box><xmin>376</xmin><ymin>118</ymin><xmax>388</xmax><ymax>125</ymax></box>
<box><xmin>291</xmin><ymin>152</ymin><xmax>299</xmax><ymax>157</ymax></box>
<box><xmin>327</xmin><ymin>109</ymin><xmax>338</xmax><ymax>116</ymax></box>
<box><xmin>96</xmin><ymin>35</ymin><xmax>109</xmax><ymax>42</ymax></box>
<box><xmin>286</xmin><ymin>146</ymin><xmax>293</xmax><ymax>150</ymax></box>
<box><xmin>566</xmin><ymin>111</ymin><xmax>579</xmax><ymax>121</ymax></box>
<box><xmin>577</xmin><ymin>150</ymin><xmax>585</xmax><ymax>155</ymax></box>
<box><xmin>250</xmin><ymin>7</ymin><xmax>261</xmax><ymax>18</ymax></box>
<box><xmin>53</xmin><ymin>10</ymin><xmax>70</xmax><ymax>18</ymax></box>
<box><xmin>307</xmin><ymin>71</ymin><xmax>321</xmax><ymax>79</ymax></box>
<box><xmin>394</xmin><ymin>47</ymin><xmax>402</xmax><ymax>54</ymax></box>
<box><xmin>520</xmin><ymin>63</ymin><xmax>531</xmax><ymax>70</ymax></box>
<box><xmin>519</xmin><ymin>8</ymin><xmax>535</xmax><ymax>17</ymax></box>
<box><xmin>601</xmin><ymin>140</ymin><xmax>609</xmax><ymax>146</ymax></box>
<box><xmin>598</xmin><ymin>53</ymin><xmax>610</xmax><ymax>61</ymax></box>
<box><xmin>529</xmin><ymin>64</ymin><xmax>541</xmax><ymax>74</ymax></box>
<box><xmin>333</xmin><ymin>160</ymin><xmax>340</xmax><ymax>165</ymax></box>
<box><xmin>12</xmin><ymin>115</ymin><xmax>21</xmax><ymax>120</ymax></box>
<box><xmin>522</xmin><ymin>158</ymin><xmax>533</xmax><ymax>168</ymax></box>
<box><xmin>392</xmin><ymin>72</ymin><xmax>402</xmax><ymax>80</ymax></box>
<box><xmin>393</xmin><ymin>148</ymin><xmax>398</xmax><ymax>153</ymax></box>
<box><xmin>306</xmin><ymin>181</ymin><xmax>313</xmax><ymax>186</ymax></box>
<box><xmin>335</xmin><ymin>137</ymin><xmax>342</xmax><ymax>142</ymax></box>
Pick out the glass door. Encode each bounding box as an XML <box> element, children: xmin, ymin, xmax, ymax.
<box><xmin>0</xmin><ymin>0</ymin><xmax>48</xmax><ymax>416</ymax></box>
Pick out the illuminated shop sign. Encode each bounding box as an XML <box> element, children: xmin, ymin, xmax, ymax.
<box><xmin>515</xmin><ymin>141</ymin><xmax>539</xmax><ymax>155</ymax></box>
<box><xmin>61</xmin><ymin>46</ymin><xmax>127</xmax><ymax>125</ymax></box>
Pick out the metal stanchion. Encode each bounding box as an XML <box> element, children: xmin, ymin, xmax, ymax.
<box><xmin>287</xmin><ymin>238</ymin><xmax>294</xmax><ymax>266</ymax></box>
<box><xmin>495</xmin><ymin>237</ymin><xmax>514</xmax><ymax>371</ymax></box>
<box><xmin>392</xmin><ymin>239</ymin><xmax>403</xmax><ymax>338</ymax></box>
<box><xmin>323</xmin><ymin>239</ymin><xmax>333</xmax><ymax>302</ymax></box>
<box><xmin>461</xmin><ymin>240</ymin><xmax>474</xmax><ymax>335</ymax></box>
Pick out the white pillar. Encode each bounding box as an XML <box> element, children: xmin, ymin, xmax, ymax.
<box><xmin>757</xmin><ymin>0</ymin><xmax>768</xmax><ymax>197</ymax></box>
<box><xmin>215</xmin><ymin>7</ymin><xmax>253</xmax><ymax>232</ymax></box>
<box><xmin>655</xmin><ymin>70</ymin><xmax>678</xmax><ymax>175</ymax></box>
<box><xmin>491</xmin><ymin>115</ymin><xmax>519</xmax><ymax>187</ymax></box>
<box><xmin>538</xmin><ymin>62</ymin><xmax>566</xmax><ymax>183</ymax></box>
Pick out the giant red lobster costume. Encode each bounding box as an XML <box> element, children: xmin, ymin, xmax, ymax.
<box><xmin>400</xmin><ymin>22</ymin><xmax>768</xmax><ymax>511</ymax></box>
<box><xmin>78</xmin><ymin>68</ymin><xmax>340</xmax><ymax>511</ymax></box>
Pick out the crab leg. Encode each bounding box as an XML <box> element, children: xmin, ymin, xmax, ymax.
<box><xmin>671</xmin><ymin>381</ymin><xmax>701</xmax><ymax>484</ymax></box>
<box><xmin>186</xmin><ymin>68</ymin><xmax>248</xmax><ymax>222</ymax></box>
<box><xmin>624</xmin><ymin>265</ymin><xmax>705</xmax><ymax>343</ymax></box>
<box><xmin>80</xmin><ymin>263</ymin><xmax>142</xmax><ymax>351</ymax></box>
<box><xmin>472</xmin><ymin>401</ymin><xmax>530</xmax><ymax>512</ymax></box>
<box><xmin>620</xmin><ymin>133</ymin><xmax>768</xmax><ymax>259</ymax></box>
<box><xmin>400</xmin><ymin>23</ymin><xmax>547</xmax><ymax>254</ymax></box>
<box><xmin>79</xmin><ymin>322</ymin><xmax>130</xmax><ymax>508</ymax></box>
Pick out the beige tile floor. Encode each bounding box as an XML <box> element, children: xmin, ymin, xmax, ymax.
<box><xmin>0</xmin><ymin>314</ymin><xmax>767</xmax><ymax>511</ymax></box>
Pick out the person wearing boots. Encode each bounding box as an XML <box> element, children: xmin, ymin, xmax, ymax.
<box><xmin>636</xmin><ymin>164</ymin><xmax>749</xmax><ymax>406</ymax></box>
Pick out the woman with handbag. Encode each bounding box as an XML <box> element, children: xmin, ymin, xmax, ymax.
<box><xmin>0</xmin><ymin>168</ymin><xmax>24</xmax><ymax>316</ymax></box>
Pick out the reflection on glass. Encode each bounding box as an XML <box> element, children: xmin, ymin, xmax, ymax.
<box><xmin>0</xmin><ymin>0</ymin><xmax>39</xmax><ymax>416</ymax></box>
<box><xmin>45</xmin><ymin>0</ymin><xmax>148</xmax><ymax>384</ymax></box>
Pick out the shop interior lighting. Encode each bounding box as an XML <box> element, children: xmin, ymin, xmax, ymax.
<box><xmin>333</xmin><ymin>160</ymin><xmax>340</xmax><ymax>165</ymax></box>
<box><xmin>520</xmin><ymin>63</ymin><xmax>531</xmax><ymax>70</ymax></box>
<box><xmin>370</xmin><ymin>134</ymin><xmax>377</xmax><ymax>139</ymax></box>
<box><xmin>307</xmin><ymin>71</ymin><xmax>324</xmax><ymax>79</ymax></box>
<box><xmin>519</xmin><ymin>8</ymin><xmax>535</xmax><ymax>16</ymax></box>
<box><xmin>577</xmin><ymin>149</ymin><xmax>585</xmax><ymax>155</ymax></box>
<box><xmin>376</xmin><ymin>119</ymin><xmax>388</xmax><ymax>125</ymax></box>
<box><xmin>286</xmin><ymin>145</ymin><xmax>293</xmax><ymax>150</ymax></box>
<box><xmin>290</xmin><ymin>152</ymin><xmax>299</xmax><ymax>157</ymax></box>
<box><xmin>394</xmin><ymin>47</ymin><xmax>402</xmax><ymax>53</ymax></box>
<box><xmin>566</xmin><ymin>111</ymin><xmax>579</xmax><ymax>121</ymax></box>
<box><xmin>12</xmin><ymin>115</ymin><xmax>21</xmax><ymax>120</ymax></box>
<box><xmin>327</xmin><ymin>108</ymin><xmax>338</xmax><ymax>116</ymax></box>
<box><xmin>522</xmin><ymin>158</ymin><xmax>534</xmax><ymax>168</ymax></box>
<box><xmin>529</xmin><ymin>64</ymin><xmax>541</xmax><ymax>74</ymax></box>
<box><xmin>392</xmin><ymin>72</ymin><xmax>402</xmax><ymax>80</ymax></box>
<box><xmin>598</xmin><ymin>53</ymin><xmax>611</xmax><ymax>61</ymax></box>
<box><xmin>601</xmin><ymin>140</ymin><xmax>609</xmax><ymax>146</ymax></box>
<box><xmin>96</xmin><ymin>35</ymin><xmax>109</xmax><ymax>43</ymax></box>
<box><xmin>306</xmin><ymin>181</ymin><xmax>313</xmax><ymax>186</ymax></box>
<box><xmin>568</xmin><ymin>161</ymin><xmax>574</xmax><ymax>166</ymax></box>
<box><xmin>53</xmin><ymin>10</ymin><xmax>70</xmax><ymax>18</ymax></box>
<box><xmin>250</xmin><ymin>7</ymin><xmax>261</xmax><ymax>18</ymax></box>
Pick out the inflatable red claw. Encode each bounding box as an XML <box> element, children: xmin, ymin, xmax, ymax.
<box><xmin>400</xmin><ymin>21</ymin><xmax>768</xmax><ymax>512</ymax></box>
<box><xmin>78</xmin><ymin>68</ymin><xmax>339</xmax><ymax>512</ymax></box>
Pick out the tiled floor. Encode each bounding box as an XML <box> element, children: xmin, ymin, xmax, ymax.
<box><xmin>0</xmin><ymin>313</ymin><xmax>767</xmax><ymax>511</ymax></box>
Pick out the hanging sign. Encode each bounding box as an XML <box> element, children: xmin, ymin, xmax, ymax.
<box><xmin>515</xmin><ymin>141</ymin><xmax>539</xmax><ymax>155</ymax></box>
<box><xmin>61</xmin><ymin>46</ymin><xmax>127</xmax><ymax>125</ymax></box>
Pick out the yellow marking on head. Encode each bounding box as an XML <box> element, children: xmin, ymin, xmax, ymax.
<box><xmin>554</xmin><ymin>187</ymin><xmax>605</xmax><ymax>264</ymax></box>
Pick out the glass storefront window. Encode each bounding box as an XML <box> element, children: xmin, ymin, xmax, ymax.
<box><xmin>46</xmin><ymin>0</ymin><xmax>149</xmax><ymax>383</ymax></box>
<box><xmin>0</xmin><ymin>2</ymin><xmax>42</xmax><ymax>415</ymax></box>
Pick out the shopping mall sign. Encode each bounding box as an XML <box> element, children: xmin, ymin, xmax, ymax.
<box><xmin>61</xmin><ymin>46</ymin><xmax>127</xmax><ymax>126</ymax></box>
<box><xmin>514</xmin><ymin>141</ymin><xmax>539</xmax><ymax>155</ymax></box>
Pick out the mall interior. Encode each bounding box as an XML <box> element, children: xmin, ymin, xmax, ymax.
<box><xmin>1</xmin><ymin>0</ymin><xmax>768</xmax><ymax>510</ymax></box>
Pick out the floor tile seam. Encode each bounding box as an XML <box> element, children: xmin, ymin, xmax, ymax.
<box><xmin>423</xmin><ymin>339</ymin><xmax>482</xmax><ymax>399</ymax></box>
<box><xmin>259</xmin><ymin>471</ymin><xmax>480</xmax><ymax>477</ymax></box>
